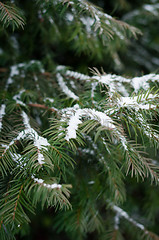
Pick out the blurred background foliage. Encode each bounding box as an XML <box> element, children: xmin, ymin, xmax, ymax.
<box><xmin>1</xmin><ymin>0</ymin><xmax>159</xmax><ymax>75</ymax></box>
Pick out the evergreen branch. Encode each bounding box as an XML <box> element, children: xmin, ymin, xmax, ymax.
<box><xmin>126</xmin><ymin>113</ymin><xmax>159</xmax><ymax>147</ymax></box>
<box><xmin>0</xmin><ymin>180</ymin><xmax>34</xmax><ymax>225</ymax></box>
<box><xmin>59</xmin><ymin>107</ymin><xmax>118</xmax><ymax>142</ymax></box>
<box><xmin>0</xmin><ymin>111</ymin><xmax>51</xmax><ymax>175</ymax></box>
<box><xmin>0</xmin><ymin>143</ymin><xmax>17</xmax><ymax>176</ymax></box>
<box><xmin>116</xmin><ymin>92</ymin><xmax>159</xmax><ymax>110</ymax></box>
<box><xmin>12</xmin><ymin>184</ymin><xmax>23</xmax><ymax>220</ymax></box>
<box><xmin>111</xmin><ymin>204</ymin><xmax>159</xmax><ymax>240</ymax></box>
<box><xmin>27</xmin><ymin>177</ymin><xmax>72</xmax><ymax>210</ymax></box>
<box><xmin>0</xmin><ymin>2</ymin><xmax>25</xmax><ymax>30</ymax></box>
<box><xmin>100</xmin><ymin>156</ymin><xmax>126</xmax><ymax>203</ymax></box>
<box><xmin>0</xmin><ymin>223</ymin><xmax>15</xmax><ymax>240</ymax></box>
<box><xmin>56</xmin><ymin>73</ymin><xmax>79</xmax><ymax>100</ymax></box>
<box><xmin>57</xmin><ymin>66</ymin><xmax>159</xmax><ymax>97</ymax></box>
<box><xmin>112</xmin><ymin>205</ymin><xmax>147</xmax><ymax>233</ymax></box>
<box><xmin>60</xmin><ymin>0</ymin><xmax>141</xmax><ymax>39</ymax></box>
<box><xmin>124</xmin><ymin>144</ymin><xmax>159</xmax><ymax>183</ymax></box>
<box><xmin>5</xmin><ymin>61</ymin><xmax>44</xmax><ymax>90</ymax></box>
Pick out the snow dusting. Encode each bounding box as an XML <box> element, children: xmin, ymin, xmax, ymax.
<box><xmin>3</xmin><ymin>112</ymin><xmax>50</xmax><ymax>165</ymax></box>
<box><xmin>57</xmin><ymin>73</ymin><xmax>79</xmax><ymax>100</ymax></box>
<box><xmin>117</xmin><ymin>95</ymin><xmax>157</xmax><ymax>110</ymax></box>
<box><xmin>0</xmin><ymin>104</ymin><xmax>6</xmax><ymax>130</ymax></box>
<box><xmin>13</xmin><ymin>90</ymin><xmax>26</xmax><ymax>106</ymax></box>
<box><xmin>143</xmin><ymin>3</ymin><xmax>159</xmax><ymax>16</ymax></box>
<box><xmin>92</xmin><ymin>73</ymin><xmax>159</xmax><ymax>95</ymax></box>
<box><xmin>5</xmin><ymin>65</ymin><xmax>20</xmax><ymax>89</ymax></box>
<box><xmin>21</xmin><ymin>112</ymin><xmax>50</xmax><ymax>164</ymax></box>
<box><xmin>64</xmin><ymin>108</ymin><xmax>116</xmax><ymax>141</ymax></box>
<box><xmin>65</xmin><ymin>69</ymin><xmax>90</xmax><ymax>81</ymax></box>
<box><xmin>114</xmin><ymin>213</ymin><xmax>120</xmax><ymax>230</ymax></box>
<box><xmin>33</xmin><ymin>176</ymin><xmax>62</xmax><ymax>189</ymax></box>
<box><xmin>112</xmin><ymin>205</ymin><xmax>147</xmax><ymax>232</ymax></box>
<box><xmin>44</xmin><ymin>97</ymin><xmax>54</xmax><ymax>103</ymax></box>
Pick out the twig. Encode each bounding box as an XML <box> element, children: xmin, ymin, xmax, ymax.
<box><xmin>27</xmin><ymin>103</ymin><xmax>57</xmax><ymax>112</ymax></box>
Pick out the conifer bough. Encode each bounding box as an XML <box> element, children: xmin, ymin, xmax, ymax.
<box><xmin>0</xmin><ymin>0</ymin><xmax>159</xmax><ymax>239</ymax></box>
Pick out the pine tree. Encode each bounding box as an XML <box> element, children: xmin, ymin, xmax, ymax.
<box><xmin>1</xmin><ymin>0</ymin><xmax>159</xmax><ymax>239</ymax></box>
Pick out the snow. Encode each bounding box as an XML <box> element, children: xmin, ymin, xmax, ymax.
<box><xmin>92</xmin><ymin>73</ymin><xmax>159</xmax><ymax>95</ymax></box>
<box><xmin>44</xmin><ymin>97</ymin><xmax>54</xmax><ymax>103</ymax></box>
<box><xmin>57</xmin><ymin>73</ymin><xmax>79</xmax><ymax>100</ymax></box>
<box><xmin>114</xmin><ymin>213</ymin><xmax>120</xmax><ymax>230</ymax></box>
<box><xmin>136</xmin><ymin>113</ymin><xmax>159</xmax><ymax>140</ymax></box>
<box><xmin>6</xmin><ymin>65</ymin><xmax>20</xmax><ymax>89</ymax></box>
<box><xmin>131</xmin><ymin>74</ymin><xmax>156</xmax><ymax>92</ymax></box>
<box><xmin>101</xmin><ymin>137</ymin><xmax>111</xmax><ymax>154</ymax></box>
<box><xmin>70</xmin><ymin>80</ymin><xmax>77</xmax><ymax>89</ymax></box>
<box><xmin>117</xmin><ymin>95</ymin><xmax>156</xmax><ymax>110</ymax></box>
<box><xmin>88</xmin><ymin>181</ymin><xmax>95</xmax><ymax>185</ymax></box>
<box><xmin>80</xmin><ymin>16</ymin><xmax>94</xmax><ymax>33</ymax></box>
<box><xmin>92</xmin><ymin>74</ymin><xmax>130</xmax><ymax>96</ymax></box>
<box><xmin>91</xmin><ymin>82</ymin><xmax>98</xmax><ymax>99</ymax></box>
<box><xmin>0</xmin><ymin>104</ymin><xmax>6</xmax><ymax>130</ymax></box>
<box><xmin>65</xmin><ymin>114</ymin><xmax>82</xmax><ymax>141</ymax></box>
<box><xmin>119</xmin><ymin>134</ymin><xmax>127</xmax><ymax>151</ymax></box>
<box><xmin>59</xmin><ymin>66</ymin><xmax>159</xmax><ymax>96</ymax></box>
<box><xmin>66</xmin><ymin>13</ymin><xmax>74</xmax><ymax>22</ymax></box>
<box><xmin>61</xmin><ymin>106</ymin><xmax>128</xmax><ymax>151</ymax></box>
<box><xmin>143</xmin><ymin>4</ymin><xmax>159</xmax><ymax>16</ymax></box>
<box><xmin>64</xmin><ymin>108</ymin><xmax>116</xmax><ymax>141</ymax></box>
<box><xmin>21</xmin><ymin>112</ymin><xmax>50</xmax><ymax>164</ymax></box>
<box><xmin>21</xmin><ymin>111</ymin><xmax>30</xmax><ymax>129</ymax></box>
<box><xmin>34</xmin><ymin>75</ymin><xmax>40</xmax><ymax>91</ymax></box>
<box><xmin>3</xmin><ymin>111</ymin><xmax>50</xmax><ymax>165</ymax></box>
<box><xmin>6</xmin><ymin>61</ymin><xmax>44</xmax><ymax>90</ymax></box>
<box><xmin>33</xmin><ymin>177</ymin><xmax>44</xmax><ymax>184</ymax></box>
<box><xmin>33</xmin><ymin>176</ymin><xmax>62</xmax><ymax>189</ymax></box>
<box><xmin>112</xmin><ymin>205</ymin><xmax>147</xmax><ymax>232</ymax></box>
<box><xmin>10</xmin><ymin>36</ymin><xmax>19</xmax><ymax>51</ymax></box>
<box><xmin>13</xmin><ymin>90</ymin><xmax>26</xmax><ymax>106</ymax></box>
<box><xmin>34</xmin><ymin>135</ymin><xmax>50</xmax><ymax>150</ymax></box>
<box><xmin>10</xmin><ymin>152</ymin><xmax>21</xmax><ymax>162</ymax></box>
<box><xmin>65</xmin><ymin>70</ymin><xmax>90</xmax><ymax>81</ymax></box>
<box><xmin>21</xmin><ymin>112</ymin><xmax>50</xmax><ymax>165</ymax></box>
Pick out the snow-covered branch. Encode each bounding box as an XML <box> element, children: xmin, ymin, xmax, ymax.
<box><xmin>32</xmin><ymin>176</ymin><xmax>62</xmax><ymax>189</ymax></box>
<box><xmin>56</xmin><ymin>73</ymin><xmax>79</xmax><ymax>100</ymax></box>
<box><xmin>112</xmin><ymin>205</ymin><xmax>148</xmax><ymax>233</ymax></box>
<box><xmin>2</xmin><ymin>111</ymin><xmax>50</xmax><ymax>165</ymax></box>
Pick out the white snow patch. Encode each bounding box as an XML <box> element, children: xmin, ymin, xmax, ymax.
<box><xmin>65</xmin><ymin>70</ymin><xmax>90</xmax><ymax>81</ymax></box>
<box><xmin>44</xmin><ymin>97</ymin><xmax>54</xmax><ymax>103</ymax></box>
<box><xmin>33</xmin><ymin>176</ymin><xmax>62</xmax><ymax>189</ymax></box>
<box><xmin>0</xmin><ymin>104</ymin><xmax>6</xmax><ymax>130</ymax></box>
<box><xmin>66</xmin><ymin>13</ymin><xmax>74</xmax><ymax>21</ymax></box>
<box><xmin>143</xmin><ymin>4</ymin><xmax>159</xmax><ymax>16</ymax></box>
<box><xmin>57</xmin><ymin>73</ymin><xmax>79</xmax><ymax>100</ymax></box>
<box><xmin>80</xmin><ymin>16</ymin><xmax>94</xmax><ymax>33</ymax></box>
<box><xmin>3</xmin><ymin>112</ymin><xmax>50</xmax><ymax>165</ymax></box>
<box><xmin>131</xmin><ymin>74</ymin><xmax>159</xmax><ymax>92</ymax></box>
<box><xmin>117</xmin><ymin>95</ymin><xmax>156</xmax><ymax>110</ymax></box>
<box><xmin>6</xmin><ymin>65</ymin><xmax>20</xmax><ymax>89</ymax></box>
<box><xmin>13</xmin><ymin>90</ymin><xmax>26</xmax><ymax>106</ymax></box>
<box><xmin>112</xmin><ymin>205</ymin><xmax>146</xmax><ymax>232</ymax></box>
<box><xmin>65</xmin><ymin>108</ymin><xmax>115</xmax><ymax>141</ymax></box>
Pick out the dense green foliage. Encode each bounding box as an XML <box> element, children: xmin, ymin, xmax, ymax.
<box><xmin>1</xmin><ymin>0</ymin><xmax>159</xmax><ymax>239</ymax></box>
